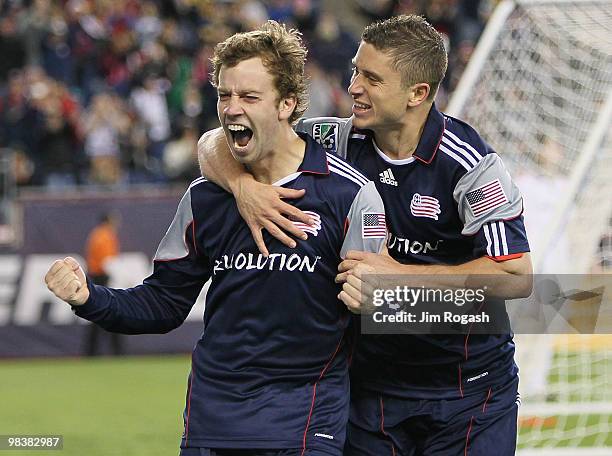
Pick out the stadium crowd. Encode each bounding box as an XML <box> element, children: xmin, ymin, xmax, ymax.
<box><xmin>0</xmin><ymin>0</ymin><xmax>493</xmax><ymax>188</ymax></box>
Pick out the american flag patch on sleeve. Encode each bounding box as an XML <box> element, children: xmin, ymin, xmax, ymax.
<box><xmin>362</xmin><ymin>212</ymin><xmax>387</xmax><ymax>238</ymax></box>
<box><xmin>466</xmin><ymin>179</ymin><xmax>508</xmax><ymax>217</ymax></box>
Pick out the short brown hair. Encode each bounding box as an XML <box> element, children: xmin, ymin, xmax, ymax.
<box><xmin>211</xmin><ymin>21</ymin><xmax>308</xmax><ymax>124</ymax></box>
<box><xmin>362</xmin><ymin>15</ymin><xmax>448</xmax><ymax>100</ymax></box>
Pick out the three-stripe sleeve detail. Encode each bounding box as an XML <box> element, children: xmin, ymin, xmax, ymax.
<box><xmin>439</xmin><ymin>131</ymin><xmax>484</xmax><ymax>171</ymax></box>
<box><xmin>483</xmin><ymin>221</ymin><xmax>509</xmax><ymax>257</ymax></box>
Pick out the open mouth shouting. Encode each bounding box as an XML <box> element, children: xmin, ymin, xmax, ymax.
<box><xmin>227</xmin><ymin>124</ymin><xmax>254</xmax><ymax>151</ymax></box>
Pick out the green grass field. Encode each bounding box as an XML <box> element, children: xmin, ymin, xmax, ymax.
<box><xmin>2</xmin><ymin>351</ymin><xmax>611</xmax><ymax>454</ymax></box>
<box><xmin>1</xmin><ymin>355</ymin><xmax>192</xmax><ymax>456</ymax></box>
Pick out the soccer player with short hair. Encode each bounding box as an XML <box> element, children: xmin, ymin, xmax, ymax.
<box><xmin>198</xmin><ymin>15</ymin><xmax>532</xmax><ymax>456</ymax></box>
<box><xmin>45</xmin><ymin>21</ymin><xmax>385</xmax><ymax>455</ymax></box>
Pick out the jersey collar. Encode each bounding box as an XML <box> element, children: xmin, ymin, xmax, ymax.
<box><xmin>412</xmin><ymin>103</ymin><xmax>446</xmax><ymax>165</ymax></box>
<box><xmin>297</xmin><ymin>132</ymin><xmax>330</xmax><ymax>175</ymax></box>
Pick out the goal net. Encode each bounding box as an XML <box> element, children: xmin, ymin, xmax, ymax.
<box><xmin>446</xmin><ymin>1</ymin><xmax>612</xmax><ymax>453</ymax></box>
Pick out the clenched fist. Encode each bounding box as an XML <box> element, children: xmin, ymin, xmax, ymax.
<box><xmin>45</xmin><ymin>257</ymin><xmax>90</xmax><ymax>306</ymax></box>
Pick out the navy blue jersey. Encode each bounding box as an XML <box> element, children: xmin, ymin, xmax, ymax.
<box><xmin>297</xmin><ymin>106</ymin><xmax>530</xmax><ymax>399</ymax></box>
<box><xmin>72</xmin><ymin>135</ymin><xmax>386</xmax><ymax>452</ymax></box>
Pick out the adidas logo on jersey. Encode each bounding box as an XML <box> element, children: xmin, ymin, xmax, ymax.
<box><xmin>379</xmin><ymin>169</ymin><xmax>398</xmax><ymax>186</ymax></box>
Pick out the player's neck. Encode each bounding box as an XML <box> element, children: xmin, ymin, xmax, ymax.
<box><xmin>373</xmin><ymin>103</ymin><xmax>431</xmax><ymax>160</ymax></box>
<box><xmin>248</xmin><ymin>127</ymin><xmax>305</xmax><ymax>185</ymax></box>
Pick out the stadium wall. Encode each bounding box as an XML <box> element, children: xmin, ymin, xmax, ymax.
<box><xmin>0</xmin><ymin>189</ymin><xmax>206</xmax><ymax>358</ymax></box>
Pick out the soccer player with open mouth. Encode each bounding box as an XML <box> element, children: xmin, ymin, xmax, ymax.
<box><xmin>45</xmin><ymin>21</ymin><xmax>386</xmax><ymax>456</ymax></box>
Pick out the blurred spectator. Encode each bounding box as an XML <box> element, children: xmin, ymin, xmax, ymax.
<box><xmin>0</xmin><ymin>13</ymin><xmax>26</xmax><ymax>83</ymax></box>
<box><xmin>42</xmin><ymin>17</ymin><xmax>75</xmax><ymax>87</ymax></box>
<box><xmin>99</xmin><ymin>20</ymin><xmax>137</xmax><ymax>97</ymax></box>
<box><xmin>304</xmin><ymin>61</ymin><xmax>352</xmax><ymax>118</ymax></box>
<box><xmin>130</xmin><ymin>73</ymin><xmax>171</xmax><ymax>179</ymax></box>
<box><xmin>0</xmin><ymin>70</ymin><xmax>32</xmax><ymax>154</ymax></box>
<box><xmin>183</xmin><ymin>82</ymin><xmax>203</xmax><ymax>120</ymax></box>
<box><xmin>16</xmin><ymin>0</ymin><xmax>52</xmax><ymax>67</ymax></box>
<box><xmin>304</xmin><ymin>61</ymin><xmax>337</xmax><ymax>118</ymax></box>
<box><xmin>134</xmin><ymin>1</ymin><xmax>163</xmax><ymax>45</ymax></box>
<box><xmin>292</xmin><ymin>0</ymin><xmax>320</xmax><ymax>35</ymax></box>
<box><xmin>163</xmin><ymin>119</ymin><xmax>199</xmax><ymax>182</ymax></box>
<box><xmin>29</xmin><ymin>77</ymin><xmax>83</xmax><ymax>188</ymax></box>
<box><xmin>166</xmin><ymin>54</ymin><xmax>195</xmax><ymax>120</ymax></box>
<box><xmin>308</xmin><ymin>15</ymin><xmax>358</xmax><ymax>87</ymax></box>
<box><xmin>34</xmin><ymin>100</ymin><xmax>79</xmax><ymax>188</ymax></box>
<box><xmin>65</xmin><ymin>0</ymin><xmax>106</xmax><ymax>103</ymax></box>
<box><xmin>0</xmin><ymin>0</ymin><xmax>491</xmax><ymax>189</ymax></box>
<box><xmin>83</xmin><ymin>93</ymin><xmax>129</xmax><ymax>185</ymax></box>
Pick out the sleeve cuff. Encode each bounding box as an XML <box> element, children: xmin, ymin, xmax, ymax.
<box><xmin>486</xmin><ymin>253</ymin><xmax>525</xmax><ymax>262</ymax></box>
<box><xmin>71</xmin><ymin>278</ymin><xmax>108</xmax><ymax>320</ymax></box>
